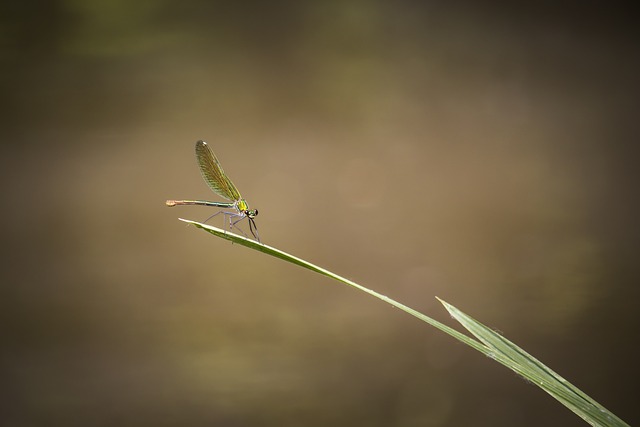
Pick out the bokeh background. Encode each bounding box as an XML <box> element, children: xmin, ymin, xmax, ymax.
<box><xmin>1</xmin><ymin>2</ymin><xmax>638</xmax><ymax>426</ymax></box>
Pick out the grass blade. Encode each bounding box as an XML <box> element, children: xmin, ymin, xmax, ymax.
<box><xmin>178</xmin><ymin>219</ymin><xmax>630</xmax><ymax>427</ymax></box>
<box><xmin>439</xmin><ymin>300</ymin><xmax>628</xmax><ymax>427</ymax></box>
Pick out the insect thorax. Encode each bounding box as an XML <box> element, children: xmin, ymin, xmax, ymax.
<box><xmin>236</xmin><ymin>199</ymin><xmax>249</xmax><ymax>211</ymax></box>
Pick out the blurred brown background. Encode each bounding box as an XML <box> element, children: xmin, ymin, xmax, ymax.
<box><xmin>1</xmin><ymin>1</ymin><xmax>638</xmax><ymax>426</ymax></box>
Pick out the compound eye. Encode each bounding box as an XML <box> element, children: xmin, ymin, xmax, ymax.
<box><xmin>253</xmin><ymin>209</ymin><xmax>259</xmax><ymax>217</ymax></box>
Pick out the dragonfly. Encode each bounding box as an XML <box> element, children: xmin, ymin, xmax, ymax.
<box><xmin>166</xmin><ymin>140</ymin><xmax>260</xmax><ymax>242</ymax></box>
